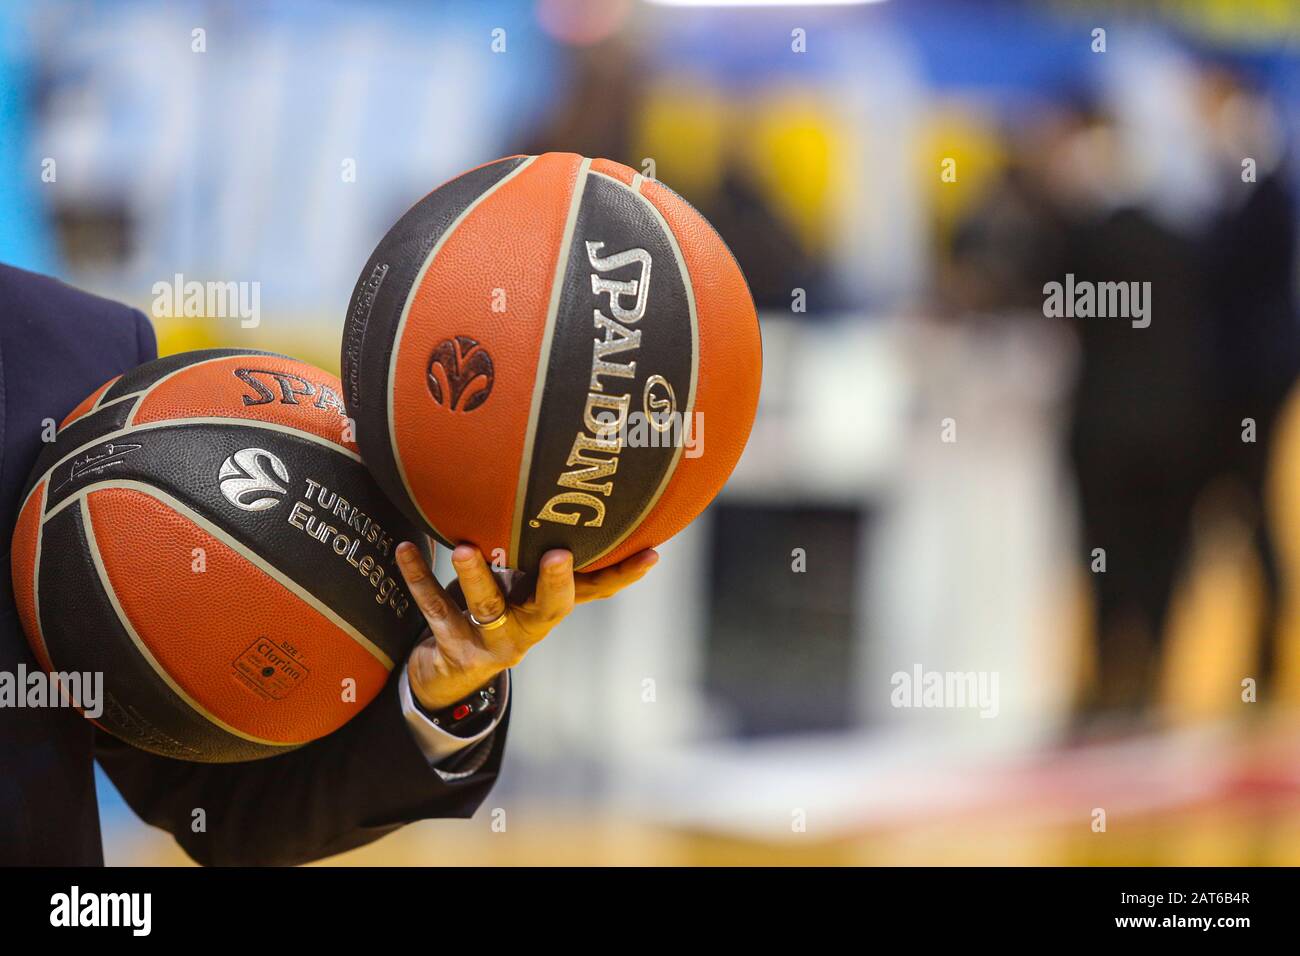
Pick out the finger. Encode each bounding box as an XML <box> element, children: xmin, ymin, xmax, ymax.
<box><xmin>451</xmin><ymin>544</ymin><xmax>507</xmax><ymax>625</ymax></box>
<box><xmin>395</xmin><ymin>541</ymin><xmax>462</xmax><ymax>641</ymax></box>
<box><xmin>528</xmin><ymin>549</ymin><xmax>575</xmax><ymax>626</ymax></box>
<box><xmin>573</xmin><ymin>549</ymin><xmax>659</xmax><ymax>603</ymax></box>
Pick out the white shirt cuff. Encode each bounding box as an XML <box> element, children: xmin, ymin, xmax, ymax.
<box><xmin>399</xmin><ymin>665</ymin><xmax>509</xmax><ymax>767</ymax></box>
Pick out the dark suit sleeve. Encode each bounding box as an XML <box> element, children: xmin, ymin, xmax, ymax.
<box><xmin>132</xmin><ymin>303</ymin><xmax>159</xmax><ymax>364</ymax></box>
<box><xmin>94</xmin><ymin>309</ymin><xmax>509</xmax><ymax>866</ymax></box>
<box><xmin>95</xmin><ymin>667</ymin><xmax>509</xmax><ymax>866</ymax></box>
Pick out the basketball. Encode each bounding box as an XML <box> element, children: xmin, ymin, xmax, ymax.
<box><xmin>341</xmin><ymin>152</ymin><xmax>763</xmax><ymax>572</ymax></box>
<box><xmin>10</xmin><ymin>349</ymin><xmax>427</xmax><ymax>763</ymax></box>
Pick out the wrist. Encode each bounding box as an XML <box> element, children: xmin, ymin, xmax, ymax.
<box><xmin>408</xmin><ymin>649</ymin><xmax>502</xmax><ymax>711</ymax></box>
<box><xmin>407</xmin><ymin>670</ymin><xmax>505</xmax><ymax>737</ymax></box>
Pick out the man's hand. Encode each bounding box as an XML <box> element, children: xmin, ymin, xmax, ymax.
<box><xmin>396</xmin><ymin>542</ymin><xmax>659</xmax><ymax>711</ymax></box>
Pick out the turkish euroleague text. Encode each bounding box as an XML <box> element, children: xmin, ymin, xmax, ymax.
<box><xmin>287</xmin><ymin>478</ymin><xmax>411</xmax><ymax>619</ymax></box>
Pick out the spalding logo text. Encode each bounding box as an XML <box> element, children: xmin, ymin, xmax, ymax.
<box><xmin>531</xmin><ymin>240</ymin><xmax>668</xmax><ymax>531</ymax></box>
<box><xmin>235</xmin><ymin>367</ymin><xmax>347</xmax><ymax>418</ymax></box>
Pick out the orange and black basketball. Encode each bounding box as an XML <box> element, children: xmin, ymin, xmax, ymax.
<box><xmin>341</xmin><ymin>152</ymin><xmax>763</xmax><ymax>572</ymax></box>
<box><xmin>10</xmin><ymin>349</ymin><xmax>426</xmax><ymax>762</ymax></box>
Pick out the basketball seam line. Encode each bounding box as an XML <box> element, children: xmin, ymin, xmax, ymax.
<box><xmin>508</xmin><ymin>156</ymin><xmax>594</xmax><ymax>565</ymax></box>
<box><xmin>65</xmin><ymin>478</ymin><xmax>395</xmax><ymax>670</ymax></box>
<box><xmin>79</xmin><ymin>377</ymin><xmax>120</xmax><ymax>418</ymax></box>
<box><xmin>59</xmin><ymin>389</ymin><xmax>142</xmax><ymax>436</ymax></box>
<box><xmin>124</xmin><ymin>353</ymin><xmax>277</xmax><ymax>427</ymax></box>
<box><xmin>595</xmin><ymin>170</ymin><xmax>701</xmax><ymax>566</ymax></box>
<box><xmin>520</xmin><ymin>167</ymin><xmax>701</xmax><ymax>569</ymax></box>
<box><xmin>385</xmin><ymin>155</ymin><xmax>540</xmax><ymax>543</ymax></box>
<box><xmin>27</xmin><ymin>481</ymin><xmax>52</xmax><ymax>670</ymax></box>
<box><xmin>78</xmin><ymin>494</ymin><xmax>300</xmax><ymax>749</ymax></box>
<box><xmin>29</xmin><ymin>416</ymin><xmax>362</xmax><ymax>515</ymax></box>
<box><xmin>109</xmin><ymin>350</ymin><xmax>289</xmax><ymax>423</ymax></box>
<box><xmin>122</xmin><ymin>351</ymin><xmax>293</xmax><ymax>426</ymax></box>
<box><xmin>90</xmin><ymin>378</ymin><xmax>118</xmax><ymax>411</ymax></box>
<box><xmin>58</xmin><ymin>382</ymin><xmax>129</xmax><ymax>434</ymax></box>
<box><xmin>89</xmin><ymin>391</ymin><xmax>143</xmax><ymax>414</ymax></box>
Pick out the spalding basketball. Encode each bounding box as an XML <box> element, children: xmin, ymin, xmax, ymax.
<box><xmin>341</xmin><ymin>153</ymin><xmax>762</xmax><ymax>571</ymax></box>
<box><xmin>10</xmin><ymin>349</ymin><xmax>426</xmax><ymax>762</ymax></box>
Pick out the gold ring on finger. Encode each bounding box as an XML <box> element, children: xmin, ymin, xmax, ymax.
<box><xmin>469</xmin><ymin>610</ymin><xmax>509</xmax><ymax>631</ymax></box>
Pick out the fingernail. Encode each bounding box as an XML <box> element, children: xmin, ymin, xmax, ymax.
<box><xmin>452</xmin><ymin>544</ymin><xmax>476</xmax><ymax>563</ymax></box>
<box><xmin>543</xmin><ymin>550</ymin><xmax>572</xmax><ymax>571</ymax></box>
<box><xmin>396</xmin><ymin>542</ymin><xmax>417</xmax><ymax>561</ymax></box>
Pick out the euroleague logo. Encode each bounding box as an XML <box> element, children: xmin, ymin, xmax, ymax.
<box><xmin>219</xmin><ymin>447</ymin><xmax>289</xmax><ymax>511</ymax></box>
<box><xmin>427</xmin><ymin>336</ymin><xmax>494</xmax><ymax>412</ymax></box>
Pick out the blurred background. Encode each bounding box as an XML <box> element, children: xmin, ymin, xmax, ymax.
<box><xmin>5</xmin><ymin>0</ymin><xmax>1300</xmax><ymax>865</ymax></box>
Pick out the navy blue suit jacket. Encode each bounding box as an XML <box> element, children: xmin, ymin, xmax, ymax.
<box><xmin>0</xmin><ymin>264</ymin><xmax>506</xmax><ymax>865</ymax></box>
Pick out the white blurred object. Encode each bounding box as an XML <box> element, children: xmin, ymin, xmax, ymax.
<box><xmin>861</xmin><ymin>312</ymin><xmax>1079</xmax><ymax>751</ymax></box>
<box><xmin>1099</xmin><ymin>33</ymin><xmax>1220</xmax><ymax>232</ymax></box>
<box><xmin>727</xmin><ymin>313</ymin><xmax>908</xmax><ymax>500</ymax></box>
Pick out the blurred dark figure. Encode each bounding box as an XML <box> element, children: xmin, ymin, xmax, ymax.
<box><xmin>939</xmin><ymin>160</ymin><xmax>1065</xmax><ymax>318</ymax></box>
<box><xmin>1038</xmin><ymin>80</ymin><xmax>1300</xmax><ymax>729</ymax></box>
<box><xmin>700</xmin><ymin>158</ymin><xmax>826</xmax><ymax>311</ymax></box>
<box><xmin>520</xmin><ymin>40</ymin><xmax>822</xmax><ymax>313</ymax></box>
<box><xmin>520</xmin><ymin>40</ymin><xmax>643</xmax><ymax>162</ymax></box>
<box><xmin>1040</xmin><ymin>106</ymin><xmax>1219</xmax><ymax>729</ymax></box>
<box><xmin>940</xmin><ymin>117</ymin><xmax>1217</xmax><ymax>728</ymax></box>
<box><xmin>1198</xmin><ymin>65</ymin><xmax>1300</xmax><ymax>701</ymax></box>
